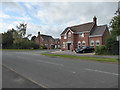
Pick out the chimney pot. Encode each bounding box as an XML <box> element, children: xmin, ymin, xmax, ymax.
<box><xmin>93</xmin><ymin>16</ymin><xmax>97</xmax><ymax>25</ymax></box>
<box><xmin>38</xmin><ymin>32</ymin><xmax>40</xmax><ymax>35</ymax></box>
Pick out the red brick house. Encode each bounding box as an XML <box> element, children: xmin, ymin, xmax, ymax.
<box><xmin>61</xmin><ymin>16</ymin><xmax>110</xmax><ymax>51</ymax></box>
<box><xmin>35</xmin><ymin>32</ymin><xmax>61</xmax><ymax>49</ymax></box>
<box><xmin>36</xmin><ymin>32</ymin><xmax>55</xmax><ymax>49</ymax></box>
<box><xmin>54</xmin><ymin>38</ymin><xmax>61</xmax><ymax>49</ymax></box>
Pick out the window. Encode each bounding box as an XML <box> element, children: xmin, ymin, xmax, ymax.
<box><xmin>90</xmin><ymin>40</ymin><xmax>94</xmax><ymax>46</ymax></box>
<box><xmin>78</xmin><ymin>41</ymin><xmax>81</xmax><ymax>48</ymax></box>
<box><xmin>63</xmin><ymin>42</ymin><xmax>66</xmax><ymax>48</ymax></box>
<box><xmin>68</xmin><ymin>32</ymin><xmax>72</xmax><ymax>38</ymax></box>
<box><xmin>82</xmin><ymin>41</ymin><xmax>86</xmax><ymax>46</ymax></box>
<box><xmin>64</xmin><ymin>35</ymin><xmax>66</xmax><ymax>39</ymax></box>
<box><xmin>79</xmin><ymin>33</ymin><xmax>84</xmax><ymax>37</ymax></box>
<box><xmin>96</xmin><ymin>40</ymin><xmax>100</xmax><ymax>46</ymax></box>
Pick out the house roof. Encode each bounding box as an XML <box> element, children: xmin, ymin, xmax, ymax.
<box><xmin>41</xmin><ymin>34</ymin><xmax>54</xmax><ymax>41</ymax></box>
<box><xmin>89</xmin><ymin>25</ymin><xmax>107</xmax><ymax>36</ymax></box>
<box><xmin>61</xmin><ymin>22</ymin><xmax>95</xmax><ymax>35</ymax></box>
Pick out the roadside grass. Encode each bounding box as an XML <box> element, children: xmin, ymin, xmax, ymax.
<box><xmin>41</xmin><ymin>53</ymin><xmax>119</xmax><ymax>62</ymax></box>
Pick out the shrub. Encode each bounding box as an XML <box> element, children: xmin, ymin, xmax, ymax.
<box><xmin>105</xmin><ymin>36</ymin><xmax>119</xmax><ymax>55</ymax></box>
<box><xmin>95</xmin><ymin>45</ymin><xmax>107</xmax><ymax>55</ymax></box>
<box><xmin>40</xmin><ymin>46</ymin><xmax>47</xmax><ymax>49</ymax></box>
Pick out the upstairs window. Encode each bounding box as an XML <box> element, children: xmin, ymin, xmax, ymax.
<box><xmin>64</xmin><ymin>34</ymin><xmax>66</xmax><ymax>39</ymax></box>
<box><xmin>68</xmin><ymin>32</ymin><xmax>72</xmax><ymax>38</ymax></box>
<box><xmin>79</xmin><ymin>33</ymin><xmax>84</xmax><ymax>37</ymax></box>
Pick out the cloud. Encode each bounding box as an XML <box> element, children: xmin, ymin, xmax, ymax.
<box><xmin>1</xmin><ymin>2</ymin><xmax>118</xmax><ymax>38</ymax></box>
<box><xmin>35</xmin><ymin>2</ymin><xmax>117</xmax><ymax>26</ymax></box>
<box><xmin>0</xmin><ymin>12</ymin><xmax>11</xmax><ymax>18</ymax></box>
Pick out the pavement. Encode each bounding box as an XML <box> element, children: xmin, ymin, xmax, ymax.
<box><xmin>2</xmin><ymin>66</ymin><xmax>44</xmax><ymax>88</ymax></box>
<box><xmin>2</xmin><ymin>50</ymin><xmax>119</xmax><ymax>88</ymax></box>
<box><xmin>51</xmin><ymin>50</ymin><xmax>118</xmax><ymax>59</ymax></box>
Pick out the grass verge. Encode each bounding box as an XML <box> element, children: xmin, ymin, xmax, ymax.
<box><xmin>41</xmin><ymin>53</ymin><xmax>119</xmax><ymax>62</ymax></box>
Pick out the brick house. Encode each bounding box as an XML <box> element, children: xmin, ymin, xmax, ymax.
<box><xmin>54</xmin><ymin>38</ymin><xmax>61</xmax><ymax>49</ymax></box>
<box><xmin>35</xmin><ymin>32</ymin><xmax>61</xmax><ymax>49</ymax></box>
<box><xmin>36</xmin><ymin>32</ymin><xmax>55</xmax><ymax>49</ymax></box>
<box><xmin>60</xmin><ymin>16</ymin><xmax>110</xmax><ymax>51</ymax></box>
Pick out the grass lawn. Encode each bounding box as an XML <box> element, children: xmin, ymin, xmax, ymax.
<box><xmin>41</xmin><ymin>53</ymin><xmax>119</xmax><ymax>62</ymax></box>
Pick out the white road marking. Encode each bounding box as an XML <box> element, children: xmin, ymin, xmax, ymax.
<box><xmin>2</xmin><ymin>64</ymin><xmax>48</xmax><ymax>88</ymax></box>
<box><xmin>38</xmin><ymin>60</ymin><xmax>64</xmax><ymax>66</ymax></box>
<box><xmin>85</xmin><ymin>68</ymin><xmax>119</xmax><ymax>76</ymax></box>
<box><xmin>72</xmin><ymin>71</ymin><xmax>76</xmax><ymax>74</ymax></box>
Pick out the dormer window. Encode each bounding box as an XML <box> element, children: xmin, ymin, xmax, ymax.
<box><xmin>79</xmin><ymin>33</ymin><xmax>84</xmax><ymax>37</ymax></box>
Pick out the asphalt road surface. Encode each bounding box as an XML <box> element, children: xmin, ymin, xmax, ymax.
<box><xmin>2</xmin><ymin>66</ymin><xmax>43</xmax><ymax>88</ymax></box>
<box><xmin>2</xmin><ymin>50</ymin><xmax>119</xmax><ymax>88</ymax></box>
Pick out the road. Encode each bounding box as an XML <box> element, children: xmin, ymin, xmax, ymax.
<box><xmin>2</xmin><ymin>50</ymin><xmax>119</xmax><ymax>88</ymax></box>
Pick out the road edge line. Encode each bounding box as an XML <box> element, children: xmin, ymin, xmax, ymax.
<box><xmin>2</xmin><ymin>64</ymin><xmax>49</xmax><ymax>89</ymax></box>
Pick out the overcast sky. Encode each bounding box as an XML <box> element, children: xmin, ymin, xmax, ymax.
<box><xmin>0</xmin><ymin>1</ymin><xmax>118</xmax><ymax>38</ymax></box>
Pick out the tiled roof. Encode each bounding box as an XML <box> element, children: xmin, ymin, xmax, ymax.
<box><xmin>90</xmin><ymin>25</ymin><xmax>107</xmax><ymax>36</ymax></box>
<box><xmin>41</xmin><ymin>34</ymin><xmax>54</xmax><ymax>41</ymax></box>
<box><xmin>61</xmin><ymin>22</ymin><xmax>95</xmax><ymax>35</ymax></box>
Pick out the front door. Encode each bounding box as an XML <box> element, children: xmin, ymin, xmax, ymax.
<box><xmin>68</xmin><ymin>43</ymin><xmax>71</xmax><ymax>50</ymax></box>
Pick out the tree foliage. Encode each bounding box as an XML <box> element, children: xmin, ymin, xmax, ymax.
<box><xmin>110</xmin><ymin>9</ymin><xmax>120</xmax><ymax>36</ymax></box>
<box><xmin>2</xmin><ymin>29</ymin><xmax>15</xmax><ymax>49</ymax></box>
<box><xmin>2</xmin><ymin>23</ymin><xmax>39</xmax><ymax>49</ymax></box>
<box><xmin>95</xmin><ymin>9</ymin><xmax>120</xmax><ymax>55</ymax></box>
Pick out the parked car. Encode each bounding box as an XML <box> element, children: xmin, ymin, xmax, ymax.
<box><xmin>75</xmin><ymin>46</ymin><xmax>94</xmax><ymax>53</ymax></box>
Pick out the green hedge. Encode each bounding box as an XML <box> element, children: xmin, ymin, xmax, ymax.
<box><xmin>95</xmin><ymin>45</ymin><xmax>107</xmax><ymax>55</ymax></box>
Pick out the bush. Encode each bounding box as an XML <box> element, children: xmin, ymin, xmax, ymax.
<box><xmin>105</xmin><ymin>36</ymin><xmax>119</xmax><ymax>55</ymax></box>
<box><xmin>40</xmin><ymin>46</ymin><xmax>47</xmax><ymax>49</ymax></box>
<box><xmin>13</xmin><ymin>39</ymin><xmax>39</xmax><ymax>49</ymax></box>
<box><xmin>95</xmin><ymin>45</ymin><xmax>107</xmax><ymax>55</ymax></box>
<box><xmin>29</xmin><ymin>41</ymin><xmax>39</xmax><ymax>49</ymax></box>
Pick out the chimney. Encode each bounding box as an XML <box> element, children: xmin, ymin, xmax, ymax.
<box><xmin>38</xmin><ymin>32</ymin><xmax>40</xmax><ymax>35</ymax></box>
<box><xmin>38</xmin><ymin>32</ymin><xmax>40</xmax><ymax>45</ymax></box>
<box><xmin>93</xmin><ymin>16</ymin><xmax>97</xmax><ymax>25</ymax></box>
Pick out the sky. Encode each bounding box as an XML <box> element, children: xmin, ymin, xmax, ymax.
<box><xmin>0</xmin><ymin>1</ymin><xmax>119</xmax><ymax>38</ymax></box>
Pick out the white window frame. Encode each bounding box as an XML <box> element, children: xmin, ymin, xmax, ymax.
<box><xmin>82</xmin><ymin>41</ymin><xmax>86</xmax><ymax>46</ymax></box>
<box><xmin>77</xmin><ymin>41</ymin><xmax>81</xmax><ymax>48</ymax></box>
<box><xmin>90</xmin><ymin>40</ymin><xmax>94</xmax><ymax>46</ymax></box>
<box><xmin>96</xmin><ymin>40</ymin><xmax>100</xmax><ymax>46</ymax></box>
<box><xmin>79</xmin><ymin>33</ymin><xmax>84</xmax><ymax>37</ymax></box>
<box><xmin>68</xmin><ymin>32</ymin><xmax>72</xmax><ymax>38</ymax></box>
<box><xmin>64</xmin><ymin>34</ymin><xmax>67</xmax><ymax>39</ymax></box>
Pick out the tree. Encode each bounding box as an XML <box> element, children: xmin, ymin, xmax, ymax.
<box><xmin>2</xmin><ymin>23</ymin><xmax>39</xmax><ymax>49</ymax></box>
<box><xmin>110</xmin><ymin>9</ymin><xmax>120</xmax><ymax>36</ymax></box>
<box><xmin>13</xmin><ymin>23</ymin><xmax>27</xmax><ymax>44</ymax></box>
<box><xmin>16</xmin><ymin>23</ymin><xmax>27</xmax><ymax>38</ymax></box>
<box><xmin>105</xmin><ymin>9</ymin><xmax>120</xmax><ymax>55</ymax></box>
<box><xmin>95</xmin><ymin>9</ymin><xmax>120</xmax><ymax>55</ymax></box>
<box><xmin>2</xmin><ymin>29</ymin><xmax>15</xmax><ymax>49</ymax></box>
